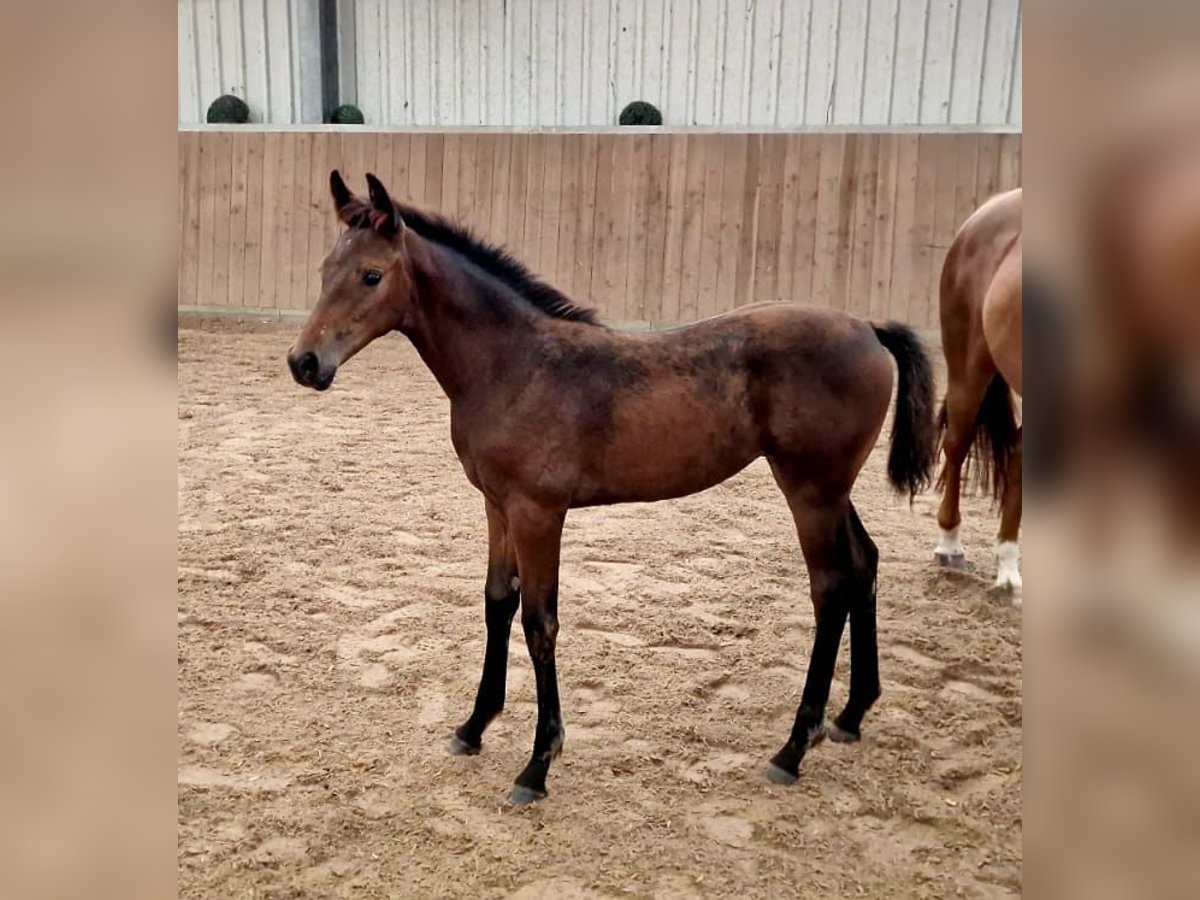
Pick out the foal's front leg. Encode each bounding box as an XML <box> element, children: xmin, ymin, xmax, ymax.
<box><xmin>450</xmin><ymin>500</ymin><xmax>520</xmax><ymax>755</ymax></box>
<box><xmin>506</xmin><ymin>503</ymin><xmax>567</xmax><ymax>805</ymax></box>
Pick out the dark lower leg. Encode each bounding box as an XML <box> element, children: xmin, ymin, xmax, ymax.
<box><xmin>453</xmin><ymin>587</ymin><xmax>520</xmax><ymax>751</ymax></box>
<box><xmin>769</xmin><ymin>593</ymin><xmax>850</xmax><ymax>781</ymax></box>
<box><xmin>832</xmin><ymin>507</ymin><xmax>880</xmax><ymax>740</ymax></box>
<box><xmin>831</xmin><ymin>578</ymin><xmax>879</xmax><ymax>739</ymax></box>
<box><xmin>512</xmin><ymin>615</ymin><xmax>564</xmax><ymax>801</ymax></box>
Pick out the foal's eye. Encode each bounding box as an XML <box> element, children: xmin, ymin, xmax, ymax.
<box><xmin>362</xmin><ymin>269</ymin><xmax>383</xmax><ymax>286</ymax></box>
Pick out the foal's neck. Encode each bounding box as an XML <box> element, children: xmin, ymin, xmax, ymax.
<box><xmin>400</xmin><ymin>239</ymin><xmax>541</xmax><ymax>402</ymax></box>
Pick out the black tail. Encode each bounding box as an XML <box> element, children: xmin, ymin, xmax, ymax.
<box><xmin>938</xmin><ymin>375</ymin><xmax>1018</xmax><ymax>502</ymax></box>
<box><xmin>872</xmin><ymin>322</ymin><xmax>938</xmax><ymax>500</ymax></box>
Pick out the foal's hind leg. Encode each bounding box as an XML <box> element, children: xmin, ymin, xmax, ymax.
<box><xmin>766</xmin><ymin>474</ymin><xmax>875</xmax><ymax>783</ymax></box>
<box><xmin>450</xmin><ymin>499</ymin><xmax>520</xmax><ymax>755</ymax></box>
<box><xmin>827</xmin><ymin>503</ymin><xmax>880</xmax><ymax>743</ymax></box>
<box><xmin>936</xmin><ymin>362</ymin><xmax>996</xmax><ymax>568</ymax></box>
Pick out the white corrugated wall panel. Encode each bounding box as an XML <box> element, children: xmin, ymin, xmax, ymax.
<box><xmin>177</xmin><ymin>0</ymin><xmax>322</xmax><ymax>124</ymax></box>
<box><xmin>179</xmin><ymin>0</ymin><xmax>1022</xmax><ymax>126</ymax></box>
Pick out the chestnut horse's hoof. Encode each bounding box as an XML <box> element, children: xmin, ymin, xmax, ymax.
<box><xmin>935</xmin><ymin>551</ymin><xmax>969</xmax><ymax>571</ymax></box>
<box><xmin>448</xmin><ymin>734</ymin><xmax>480</xmax><ymax>756</ymax></box>
<box><xmin>766</xmin><ymin>763</ymin><xmax>799</xmax><ymax>785</ymax></box>
<box><xmin>508</xmin><ymin>784</ymin><xmax>548</xmax><ymax>806</ymax></box>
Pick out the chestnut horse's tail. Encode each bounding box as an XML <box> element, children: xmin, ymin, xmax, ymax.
<box><xmin>937</xmin><ymin>375</ymin><xmax>1018</xmax><ymax>502</ymax></box>
<box><xmin>872</xmin><ymin>322</ymin><xmax>938</xmax><ymax>500</ymax></box>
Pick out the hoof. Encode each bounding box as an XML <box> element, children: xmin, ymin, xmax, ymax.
<box><xmin>766</xmin><ymin>763</ymin><xmax>799</xmax><ymax>785</ymax></box>
<box><xmin>447</xmin><ymin>734</ymin><xmax>480</xmax><ymax>756</ymax></box>
<box><xmin>826</xmin><ymin>720</ymin><xmax>860</xmax><ymax>744</ymax></box>
<box><xmin>508</xmin><ymin>784</ymin><xmax>548</xmax><ymax>806</ymax></box>
<box><xmin>935</xmin><ymin>552</ymin><xmax>969</xmax><ymax>571</ymax></box>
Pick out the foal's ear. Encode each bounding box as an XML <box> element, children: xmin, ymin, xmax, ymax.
<box><xmin>365</xmin><ymin>172</ymin><xmax>405</xmax><ymax>237</ymax></box>
<box><xmin>330</xmin><ymin>169</ymin><xmax>355</xmax><ymax>215</ymax></box>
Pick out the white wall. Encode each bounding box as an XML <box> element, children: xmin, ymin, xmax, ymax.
<box><xmin>179</xmin><ymin>0</ymin><xmax>1023</xmax><ymax>127</ymax></box>
<box><xmin>178</xmin><ymin>0</ymin><xmax>322</xmax><ymax>124</ymax></box>
<box><xmin>351</xmin><ymin>0</ymin><xmax>1022</xmax><ymax>127</ymax></box>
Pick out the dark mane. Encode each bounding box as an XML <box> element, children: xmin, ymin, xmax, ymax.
<box><xmin>341</xmin><ymin>198</ymin><xmax>601</xmax><ymax>326</ymax></box>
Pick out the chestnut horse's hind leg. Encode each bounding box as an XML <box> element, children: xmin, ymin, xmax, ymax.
<box><xmin>935</xmin><ymin>363</ymin><xmax>996</xmax><ymax>568</ymax></box>
<box><xmin>450</xmin><ymin>500</ymin><xmax>521</xmax><ymax>755</ymax></box>
<box><xmin>994</xmin><ymin>428</ymin><xmax>1023</xmax><ymax>600</ymax></box>
<box><xmin>766</xmin><ymin>472</ymin><xmax>878</xmax><ymax>783</ymax></box>
<box><xmin>506</xmin><ymin>502</ymin><xmax>567</xmax><ymax>805</ymax></box>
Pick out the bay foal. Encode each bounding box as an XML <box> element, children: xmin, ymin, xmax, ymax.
<box><xmin>287</xmin><ymin>172</ymin><xmax>937</xmax><ymax>804</ymax></box>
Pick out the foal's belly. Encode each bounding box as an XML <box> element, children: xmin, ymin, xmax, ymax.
<box><xmin>569</xmin><ymin>391</ymin><xmax>761</xmax><ymax>507</ymax></box>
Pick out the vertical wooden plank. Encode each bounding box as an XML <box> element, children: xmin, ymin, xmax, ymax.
<box><xmin>420</xmin><ymin>132</ymin><xmax>444</xmax><ymax>211</ymax></box>
<box><xmin>774</xmin><ymin>135</ymin><xmax>803</xmax><ymax>304</ymax></box>
<box><xmin>387</xmin><ymin>134</ymin><xmax>410</xmax><ymax>207</ymax></box>
<box><xmin>953</xmin><ymin>135</ymin><xmax>981</xmax><ymax>232</ymax></box>
<box><xmin>440</xmin><ymin>134</ymin><xmax>464</xmax><ymax>225</ymax></box>
<box><xmin>889</xmin><ymin>134</ymin><xmax>920</xmax><ymax>326</ymax></box>
<box><xmin>998</xmin><ymin>133</ymin><xmax>1022</xmax><ymax>191</ymax></box>
<box><xmin>678</xmin><ymin>134</ymin><xmax>711</xmax><ymax>324</ymax></box>
<box><xmin>867</xmin><ymin>134</ymin><xmax>900</xmax><ymax>321</ymax></box>
<box><xmin>179</xmin><ymin>132</ymin><xmax>202</xmax><ymax>308</ymax></box>
<box><xmin>289</xmin><ymin>132</ymin><xmax>315</xmax><ymax>311</ymax></box>
<box><xmin>195</xmin><ymin>133</ymin><xmax>220</xmax><ymax>308</ymax></box>
<box><xmin>472</xmin><ymin>134</ymin><xmax>497</xmax><ymax>242</ymax></box>
<box><xmin>573</xmin><ymin>134</ymin><xmax>601</xmax><ymax>306</ymax></box>
<box><xmin>930</xmin><ymin>135</ymin><xmax>961</xmax><ymax>326</ymax></box>
<box><xmin>520</xmin><ymin>134</ymin><xmax>546</xmax><ymax>272</ymax></box>
<box><xmin>535</xmin><ymin>134</ymin><xmax>564</xmax><ymax>280</ymax></box>
<box><xmin>715</xmin><ymin>135</ymin><xmax>749</xmax><ymax>315</ymax></box>
<box><xmin>257</xmin><ymin>132</ymin><xmax>282</xmax><ymax>309</ymax></box>
<box><xmin>486</xmin><ymin>133</ymin><xmax>512</xmax><ymax>243</ymax></box>
<box><xmin>752</xmin><ymin>134</ymin><xmax>787</xmax><ymax>304</ymax></box>
<box><xmin>603</xmin><ymin>136</ymin><xmax>637</xmax><ymax>322</ymax></box>
<box><xmin>554</xmin><ymin>134</ymin><xmax>582</xmax><ymax>298</ymax></box>
<box><xmin>412</xmin><ymin>133</ymin><xmax>434</xmax><ymax>209</ymax></box>
<box><xmin>810</xmin><ymin>133</ymin><xmax>846</xmax><ymax>309</ymax></box>
<box><xmin>623</xmin><ymin>133</ymin><xmax>653</xmax><ymax>323</ymax></box>
<box><xmin>455</xmin><ymin>133</ymin><xmax>479</xmax><ymax>226</ymax></box>
<box><xmin>226</xmin><ymin>132</ymin><xmax>250</xmax><ymax>309</ymax></box>
<box><xmin>907</xmin><ymin>133</ymin><xmax>943</xmax><ymax>328</ymax></box>
<box><xmin>505</xmin><ymin>134</ymin><xmax>530</xmax><ymax>261</ymax></box>
<box><xmin>790</xmin><ymin>135</ymin><xmax>824</xmax><ymax>305</ymax></box>
<box><xmin>241</xmin><ymin>132</ymin><xmax>266</xmax><ymax>312</ymax></box>
<box><xmin>732</xmin><ymin>134</ymin><xmax>762</xmax><ymax>309</ymax></box>
<box><xmin>696</xmin><ymin>135</ymin><xmax>726</xmax><ymax>320</ymax></box>
<box><xmin>374</xmin><ymin>131</ymin><xmax>395</xmax><ymax>199</ymax></box>
<box><xmin>272</xmin><ymin>132</ymin><xmax>298</xmax><ymax>310</ymax></box>
<box><xmin>306</xmin><ymin>134</ymin><xmax>330</xmax><ymax>309</ymax></box>
<box><xmin>586</xmin><ymin>136</ymin><xmax>618</xmax><ymax>316</ymax></box>
<box><xmin>342</xmin><ymin>130</ymin><xmax>367</xmax><ymax>187</ymax></box>
<box><xmin>325</xmin><ymin>132</ymin><xmax>346</xmax><ymax>259</ymax></box>
<box><xmin>639</xmin><ymin>133</ymin><xmax>673</xmax><ymax>324</ymax></box>
<box><xmin>211</xmin><ymin>132</ymin><xmax>236</xmax><ymax>307</ymax></box>
<box><xmin>659</xmin><ymin>134</ymin><xmax>690</xmax><ymax>323</ymax></box>
<box><xmin>974</xmin><ymin>133</ymin><xmax>1002</xmax><ymax>204</ymax></box>
<box><xmin>847</xmin><ymin>133</ymin><xmax>880</xmax><ymax>319</ymax></box>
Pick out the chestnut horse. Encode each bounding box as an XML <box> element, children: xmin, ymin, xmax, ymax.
<box><xmin>287</xmin><ymin>171</ymin><xmax>937</xmax><ymax>804</ymax></box>
<box><xmin>933</xmin><ymin>188</ymin><xmax>1023</xmax><ymax>598</ymax></box>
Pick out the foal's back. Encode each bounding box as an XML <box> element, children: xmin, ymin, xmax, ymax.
<box><xmin>518</xmin><ymin>303</ymin><xmax>894</xmax><ymax>507</ymax></box>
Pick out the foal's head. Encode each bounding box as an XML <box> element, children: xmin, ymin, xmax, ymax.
<box><xmin>287</xmin><ymin>171</ymin><xmax>420</xmax><ymax>390</ymax></box>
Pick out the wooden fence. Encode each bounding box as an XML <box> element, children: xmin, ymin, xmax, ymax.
<box><xmin>178</xmin><ymin>129</ymin><xmax>1021</xmax><ymax>329</ymax></box>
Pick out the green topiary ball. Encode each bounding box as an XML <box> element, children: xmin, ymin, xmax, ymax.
<box><xmin>206</xmin><ymin>94</ymin><xmax>250</xmax><ymax>124</ymax></box>
<box><xmin>329</xmin><ymin>104</ymin><xmax>365</xmax><ymax>124</ymax></box>
<box><xmin>618</xmin><ymin>101</ymin><xmax>663</xmax><ymax>126</ymax></box>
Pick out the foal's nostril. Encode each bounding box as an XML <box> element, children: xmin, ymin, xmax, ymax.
<box><xmin>290</xmin><ymin>350</ymin><xmax>320</xmax><ymax>385</ymax></box>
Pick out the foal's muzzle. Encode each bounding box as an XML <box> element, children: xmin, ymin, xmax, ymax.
<box><xmin>287</xmin><ymin>349</ymin><xmax>336</xmax><ymax>391</ymax></box>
